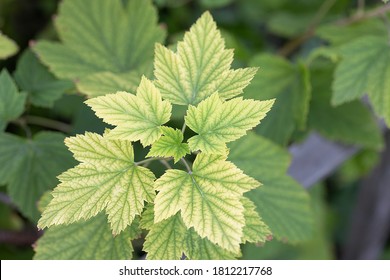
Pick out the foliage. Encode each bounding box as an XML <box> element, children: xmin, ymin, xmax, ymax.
<box><xmin>0</xmin><ymin>0</ymin><xmax>389</xmax><ymax>260</ymax></box>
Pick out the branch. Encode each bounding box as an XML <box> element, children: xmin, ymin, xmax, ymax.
<box><xmin>23</xmin><ymin>115</ymin><xmax>72</xmax><ymax>134</ymax></box>
<box><xmin>336</xmin><ymin>3</ymin><xmax>390</xmax><ymax>26</ymax></box>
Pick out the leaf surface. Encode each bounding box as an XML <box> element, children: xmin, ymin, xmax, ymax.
<box><xmin>38</xmin><ymin>132</ymin><xmax>156</xmax><ymax>234</ymax></box>
<box><xmin>33</xmin><ymin>0</ymin><xmax>165</xmax><ymax>97</ymax></box>
<box><xmin>147</xmin><ymin>127</ymin><xmax>189</xmax><ymax>163</ymax></box>
<box><xmin>185</xmin><ymin>93</ymin><xmax>274</xmax><ymax>154</ymax></box>
<box><xmin>14</xmin><ymin>50</ymin><xmax>73</xmax><ymax>108</ymax></box>
<box><xmin>35</xmin><ymin>213</ymin><xmax>138</xmax><ymax>260</ymax></box>
<box><xmin>153</xmin><ymin>153</ymin><xmax>259</xmax><ymax>253</ymax></box>
<box><xmin>86</xmin><ymin>77</ymin><xmax>172</xmax><ymax>146</ymax></box>
<box><xmin>154</xmin><ymin>12</ymin><xmax>257</xmax><ymax>105</ymax></box>
<box><xmin>228</xmin><ymin>133</ymin><xmax>313</xmax><ymax>242</ymax></box>
<box><xmin>332</xmin><ymin>36</ymin><xmax>390</xmax><ymax>125</ymax></box>
<box><xmin>0</xmin><ymin>70</ymin><xmax>27</xmax><ymax>130</ymax></box>
<box><xmin>0</xmin><ymin>132</ymin><xmax>74</xmax><ymax>221</ymax></box>
<box><xmin>308</xmin><ymin>62</ymin><xmax>383</xmax><ymax>149</ymax></box>
<box><xmin>0</xmin><ymin>33</ymin><xmax>18</xmax><ymax>59</ymax></box>
<box><xmin>244</xmin><ymin>54</ymin><xmax>310</xmax><ymax>145</ymax></box>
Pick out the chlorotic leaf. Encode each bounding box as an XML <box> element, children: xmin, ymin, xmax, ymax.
<box><xmin>0</xmin><ymin>33</ymin><xmax>18</xmax><ymax>59</ymax></box>
<box><xmin>185</xmin><ymin>93</ymin><xmax>274</xmax><ymax>154</ymax></box>
<box><xmin>14</xmin><ymin>50</ymin><xmax>73</xmax><ymax>108</ymax></box>
<box><xmin>38</xmin><ymin>132</ymin><xmax>156</xmax><ymax>234</ymax></box>
<box><xmin>34</xmin><ymin>213</ymin><xmax>137</xmax><ymax>260</ymax></box>
<box><xmin>154</xmin><ymin>153</ymin><xmax>259</xmax><ymax>253</ymax></box>
<box><xmin>332</xmin><ymin>36</ymin><xmax>390</xmax><ymax>126</ymax></box>
<box><xmin>154</xmin><ymin>12</ymin><xmax>256</xmax><ymax>105</ymax></box>
<box><xmin>184</xmin><ymin>228</ymin><xmax>240</xmax><ymax>260</ymax></box>
<box><xmin>86</xmin><ymin>77</ymin><xmax>172</xmax><ymax>146</ymax></box>
<box><xmin>140</xmin><ymin>204</ymin><xmax>155</xmax><ymax>230</ymax></box>
<box><xmin>244</xmin><ymin>54</ymin><xmax>311</xmax><ymax>145</ymax></box>
<box><xmin>241</xmin><ymin>197</ymin><xmax>272</xmax><ymax>244</ymax></box>
<box><xmin>144</xmin><ymin>214</ymin><xmax>187</xmax><ymax>260</ymax></box>
<box><xmin>147</xmin><ymin>127</ymin><xmax>189</xmax><ymax>163</ymax></box>
<box><xmin>0</xmin><ymin>69</ymin><xmax>27</xmax><ymax>130</ymax></box>
<box><xmin>308</xmin><ymin>62</ymin><xmax>383</xmax><ymax>150</ymax></box>
<box><xmin>229</xmin><ymin>133</ymin><xmax>313</xmax><ymax>242</ymax></box>
<box><xmin>33</xmin><ymin>0</ymin><xmax>165</xmax><ymax>97</ymax></box>
<box><xmin>144</xmin><ymin>208</ymin><xmax>239</xmax><ymax>260</ymax></box>
<box><xmin>0</xmin><ymin>132</ymin><xmax>75</xmax><ymax>222</ymax></box>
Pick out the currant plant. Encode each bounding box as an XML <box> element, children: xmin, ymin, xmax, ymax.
<box><xmin>36</xmin><ymin>11</ymin><xmax>278</xmax><ymax>259</ymax></box>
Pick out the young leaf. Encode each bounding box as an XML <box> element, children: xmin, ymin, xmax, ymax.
<box><xmin>332</xmin><ymin>36</ymin><xmax>390</xmax><ymax>126</ymax></box>
<box><xmin>38</xmin><ymin>132</ymin><xmax>156</xmax><ymax>234</ymax></box>
<box><xmin>0</xmin><ymin>132</ymin><xmax>75</xmax><ymax>221</ymax></box>
<box><xmin>154</xmin><ymin>12</ymin><xmax>257</xmax><ymax>105</ymax></box>
<box><xmin>14</xmin><ymin>50</ymin><xmax>73</xmax><ymax>108</ymax></box>
<box><xmin>185</xmin><ymin>93</ymin><xmax>274</xmax><ymax>154</ymax></box>
<box><xmin>34</xmin><ymin>213</ymin><xmax>138</xmax><ymax>260</ymax></box>
<box><xmin>154</xmin><ymin>153</ymin><xmax>260</xmax><ymax>253</ymax></box>
<box><xmin>86</xmin><ymin>77</ymin><xmax>172</xmax><ymax>146</ymax></box>
<box><xmin>0</xmin><ymin>70</ymin><xmax>27</xmax><ymax>130</ymax></box>
<box><xmin>229</xmin><ymin>133</ymin><xmax>313</xmax><ymax>242</ymax></box>
<box><xmin>241</xmin><ymin>197</ymin><xmax>272</xmax><ymax>244</ymax></box>
<box><xmin>147</xmin><ymin>127</ymin><xmax>189</xmax><ymax>163</ymax></box>
<box><xmin>0</xmin><ymin>33</ymin><xmax>18</xmax><ymax>59</ymax></box>
<box><xmin>244</xmin><ymin>54</ymin><xmax>311</xmax><ymax>145</ymax></box>
<box><xmin>33</xmin><ymin>0</ymin><xmax>165</xmax><ymax>97</ymax></box>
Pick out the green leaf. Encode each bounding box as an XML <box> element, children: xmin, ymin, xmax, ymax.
<box><xmin>86</xmin><ymin>77</ymin><xmax>172</xmax><ymax>146</ymax></box>
<box><xmin>332</xmin><ymin>36</ymin><xmax>390</xmax><ymax>125</ymax></box>
<box><xmin>154</xmin><ymin>12</ymin><xmax>257</xmax><ymax>105</ymax></box>
<box><xmin>185</xmin><ymin>93</ymin><xmax>274</xmax><ymax>154</ymax></box>
<box><xmin>0</xmin><ymin>33</ymin><xmax>18</xmax><ymax>59</ymax></box>
<box><xmin>241</xmin><ymin>197</ymin><xmax>272</xmax><ymax>244</ymax></box>
<box><xmin>76</xmin><ymin>71</ymin><xmax>140</xmax><ymax>98</ymax></box>
<box><xmin>38</xmin><ymin>132</ymin><xmax>156</xmax><ymax>234</ymax></box>
<box><xmin>245</xmin><ymin>54</ymin><xmax>311</xmax><ymax>145</ymax></box>
<box><xmin>147</xmin><ymin>126</ymin><xmax>189</xmax><ymax>163</ymax></box>
<box><xmin>14</xmin><ymin>50</ymin><xmax>73</xmax><ymax>108</ymax></box>
<box><xmin>308</xmin><ymin>62</ymin><xmax>383</xmax><ymax>149</ymax></box>
<box><xmin>0</xmin><ymin>70</ymin><xmax>27</xmax><ymax>130</ymax></box>
<box><xmin>33</xmin><ymin>0</ymin><xmax>165</xmax><ymax>97</ymax></box>
<box><xmin>317</xmin><ymin>18</ymin><xmax>388</xmax><ymax>46</ymax></box>
<box><xmin>228</xmin><ymin>133</ymin><xmax>313</xmax><ymax>242</ymax></box>
<box><xmin>0</xmin><ymin>132</ymin><xmax>75</xmax><ymax>221</ymax></box>
<box><xmin>34</xmin><ymin>213</ymin><xmax>137</xmax><ymax>260</ymax></box>
<box><xmin>154</xmin><ymin>153</ymin><xmax>259</xmax><ymax>253</ymax></box>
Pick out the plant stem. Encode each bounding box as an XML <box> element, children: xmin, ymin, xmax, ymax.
<box><xmin>24</xmin><ymin>115</ymin><xmax>72</xmax><ymax>134</ymax></box>
<box><xmin>180</xmin><ymin>158</ymin><xmax>192</xmax><ymax>173</ymax></box>
<box><xmin>336</xmin><ymin>3</ymin><xmax>390</xmax><ymax>26</ymax></box>
<box><xmin>278</xmin><ymin>0</ymin><xmax>337</xmax><ymax>57</ymax></box>
<box><xmin>181</xmin><ymin>122</ymin><xmax>187</xmax><ymax>134</ymax></box>
<box><xmin>159</xmin><ymin>159</ymin><xmax>172</xmax><ymax>169</ymax></box>
<box><xmin>11</xmin><ymin>118</ymin><xmax>32</xmax><ymax>138</ymax></box>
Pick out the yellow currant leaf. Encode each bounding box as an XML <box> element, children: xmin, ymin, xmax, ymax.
<box><xmin>185</xmin><ymin>93</ymin><xmax>274</xmax><ymax>154</ymax></box>
<box><xmin>153</xmin><ymin>153</ymin><xmax>259</xmax><ymax>253</ymax></box>
<box><xmin>144</xmin><ymin>214</ymin><xmax>187</xmax><ymax>260</ymax></box>
<box><xmin>38</xmin><ymin>132</ymin><xmax>156</xmax><ymax>235</ymax></box>
<box><xmin>86</xmin><ymin>76</ymin><xmax>172</xmax><ymax>146</ymax></box>
<box><xmin>146</xmin><ymin>126</ymin><xmax>189</xmax><ymax>163</ymax></box>
<box><xmin>154</xmin><ymin>11</ymin><xmax>257</xmax><ymax>105</ymax></box>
